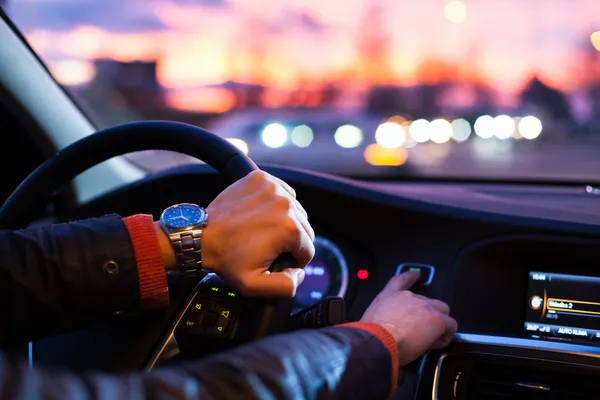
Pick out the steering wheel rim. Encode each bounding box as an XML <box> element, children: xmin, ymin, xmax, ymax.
<box><xmin>0</xmin><ymin>120</ymin><xmax>258</xmax><ymax>230</ymax></box>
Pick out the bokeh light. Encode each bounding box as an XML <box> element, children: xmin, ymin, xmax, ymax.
<box><xmin>50</xmin><ymin>59</ymin><xmax>96</xmax><ymax>86</ymax></box>
<box><xmin>518</xmin><ymin>116</ymin><xmax>543</xmax><ymax>139</ymax></box>
<box><xmin>387</xmin><ymin>115</ymin><xmax>407</xmax><ymax>125</ymax></box>
<box><xmin>451</xmin><ymin>118</ymin><xmax>471</xmax><ymax>142</ymax></box>
<box><xmin>494</xmin><ymin>115</ymin><xmax>516</xmax><ymax>140</ymax></box>
<box><xmin>364</xmin><ymin>144</ymin><xmax>407</xmax><ymax>166</ymax></box>
<box><xmin>444</xmin><ymin>1</ymin><xmax>467</xmax><ymax>24</ymax></box>
<box><xmin>375</xmin><ymin>122</ymin><xmax>406</xmax><ymax>149</ymax></box>
<box><xmin>409</xmin><ymin>119</ymin><xmax>431</xmax><ymax>143</ymax></box>
<box><xmin>512</xmin><ymin>117</ymin><xmax>523</xmax><ymax>139</ymax></box>
<box><xmin>429</xmin><ymin>119</ymin><xmax>453</xmax><ymax>143</ymax></box>
<box><xmin>226</xmin><ymin>138</ymin><xmax>249</xmax><ymax>154</ymax></box>
<box><xmin>261</xmin><ymin>123</ymin><xmax>287</xmax><ymax>148</ymax></box>
<box><xmin>334</xmin><ymin>125</ymin><xmax>363</xmax><ymax>148</ymax></box>
<box><xmin>474</xmin><ymin>115</ymin><xmax>495</xmax><ymax>139</ymax></box>
<box><xmin>291</xmin><ymin>125</ymin><xmax>314</xmax><ymax>147</ymax></box>
<box><xmin>591</xmin><ymin>31</ymin><xmax>600</xmax><ymax>51</ymax></box>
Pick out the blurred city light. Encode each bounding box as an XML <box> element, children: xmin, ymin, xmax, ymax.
<box><xmin>451</xmin><ymin>118</ymin><xmax>471</xmax><ymax>142</ymax></box>
<box><xmin>334</xmin><ymin>125</ymin><xmax>363</xmax><ymax>148</ymax></box>
<box><xmin>387</xmin><ymin>115</ymin><xmax>407</xmax><ymax>125</ymax></box>
<box><xmin>444</xmin><ymin>1</ymin><xmax>467</xmax><ymax>24</ymax></box>
<box><xmin>494</xmin><ymin>115</ymin><xmax>516</xmax><ymax>140</ymax></box>
<box><xmin>474</xmin><ymin>115</ymin><xmax>495</xmax><ymax>139</ymax></box>
<box><xmin>375</xmin><ymin>122</ymin><xmax>406</xmax><ymax>149</ymax></box>
<box><xmin>518</xmin><ymin>116</ymin><xmax>543</xmax><ymax>139</ymax></box>
<box><xmin>591</xmin><ymin>31</ymin><xmax>600</xmax><ymax>51</ymax></box>
<box><xmin>291</xmin><ymin>125</ymin><xmax>314</xmax><ymax>147</ymax></box>
<box><xmin>512</xmin><ymin>117</ymin><xmax>523</xmax><ymax>139</ymax></box>
<box><xmin>226</xmin><ymin>138</ymin><xmax>249</xmax><ymax>155</ymax></box>
<box><xmin>51</xmin><ymin>59</ymin><xmax>96</xmax><ymax>86</ymax></box>
<box><xmin>409</xmin><ymin>119</ymin><xmax>431</xmax><ymax>143</ymax></box>
<box><xmin>429</xmin><ymin>119</ymin><xmax>453</xmax><ymax>143</ymax></box>
<box><xmin>364</xmin><ymin>144</ymin><xmax>407</xmax><ymax>166</ymax></box>
<box><xmin>261</xmin><ymin>123</ymin><xmax>287</xmax><ymax>148</ymax></box>
<box><xmin>404</xmin><ymin>136</ymin><xmax>418</xmax><ymax>149</ymax></box>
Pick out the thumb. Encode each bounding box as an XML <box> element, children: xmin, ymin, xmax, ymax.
<box><xmin>240</xmin><ymin>268</ymin><xmax>305</xmax><ymax>298</ymax></box>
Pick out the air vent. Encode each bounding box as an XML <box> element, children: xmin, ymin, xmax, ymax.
<box><xmin>464</xmin><ymin>363</ymin><xmax>597</xmax><ymax>400</ymax></box>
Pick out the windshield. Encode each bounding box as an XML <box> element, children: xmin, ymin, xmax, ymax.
<box><xmin>4</xmin><ymin>0</ymin><xmax>600</xmax><ymax>181</ymax></box>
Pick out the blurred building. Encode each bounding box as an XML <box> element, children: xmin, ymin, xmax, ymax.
<box><xmin>89</xmin><ymin>59</ymin><xmax>165</xmax><ymax>111</ymax></box>
<box><xmin>69</xmin><ymin>59</ymin><xmax>166</xmax><ymax>127</ymax></box>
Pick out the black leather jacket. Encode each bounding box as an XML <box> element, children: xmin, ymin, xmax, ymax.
<box><xmin>0</xmin><ymin>215</ymin><xmax>394</xmax><ymax>399</ymax></box>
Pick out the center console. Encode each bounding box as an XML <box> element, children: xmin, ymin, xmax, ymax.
<box><xmin>415</xmin><ymin>234</ymin><xmax>600</xmax><ymax>400</ymax></box>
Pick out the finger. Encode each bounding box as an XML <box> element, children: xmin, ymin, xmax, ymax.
<box><xmin>267</xmin><ymin>174</ymin><xmax>297</xmax><ymax>198</ymax></box>
<box><xmin>431</xmin><ymin>315</ymin><xmax>458</xmax><ymax>349</ymax></box>
<box><xmin>267</xmin><ymin>175</ymin><xmax>311</xmax><ymax>218</ymax></box>
<box><xmin>286</xmin><ymin>226</ymin><xmax>315</xmax><ymax>269</ymax></box>
<box><xmin>414</xmin><ymin>295</ymin><xmax>450</xmax><ymax>314</ymax></box>
<box><xmin>381</xmin><ymin>271</ymin><xmax>421</xmax><ymax>294</ymax></box>
<box><xmin>293</xmin><ymin>197</ymin><xmax>308</xmax><ymax>219</ymax></box>
<box><xmin>240</xmin><ymin>268</ymin><xmax>306</xmax><ymax>298</ymax></box>
<box><xmin>291</xmin><ymin>205</ymin><xmax>315</xmax><ymax>242</ymax></box>
<box><xmin>428</xmin><ymin>299</ymin><xmax>450</xmax><ymax>315</ymax></box>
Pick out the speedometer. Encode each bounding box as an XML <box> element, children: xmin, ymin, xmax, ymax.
<box><xmin>293</xmin><ymin>236</ymin><xmax>349</xmax><ymax>310</ymax></box>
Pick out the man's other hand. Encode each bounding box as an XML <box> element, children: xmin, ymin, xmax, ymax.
<box><xmin>360</xmin><ymin>271</ymin><xmax>457</xmax><ymax>366</ymax></box>
<box><xmin>202</xmin><ymin>170</ymin><xmax>315</xmax><ymax>298</ymax></box>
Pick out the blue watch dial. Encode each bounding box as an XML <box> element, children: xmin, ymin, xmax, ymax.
<box><xmin>161</xmin><ymin>204</ymin><xmax>206</xmax><ymax>229</ymax></box>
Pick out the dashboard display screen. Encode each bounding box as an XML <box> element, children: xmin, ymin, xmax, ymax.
<box><xmin>525</xmin><ymin>271</ymin><xmax>600</xmax><ymax>344</ymax></box>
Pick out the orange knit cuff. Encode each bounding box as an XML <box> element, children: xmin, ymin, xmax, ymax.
<box><xmin>123</xmin><ymin>214</ymin><xmax>169</xmax><ymax>310</ymax></box>
<box><xmin>337</xmin><ymin>322</ymin><xmax>399</xmax><ymax>394</ymax></box>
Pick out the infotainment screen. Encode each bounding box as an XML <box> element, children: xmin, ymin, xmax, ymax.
<box><xmin>525</xmin><ymin>271</ymin><xmax>600</xmax><ymax>344</ymax></box>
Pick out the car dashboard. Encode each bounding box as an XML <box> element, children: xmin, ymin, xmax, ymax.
<box><xmin>37</xmin><ymin>164</ymin><xmax>600</xmax><ymax>399</ymax></box>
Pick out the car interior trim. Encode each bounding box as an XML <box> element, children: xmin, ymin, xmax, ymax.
<box><xmin>431</xmin><ymin>352</ymin><xmax>447</xmax><ymax>400</ymax></box>
<box><xmin>454</xmin><ymin>333</ymin><xmax>600</xmax><ymax>359</ymax></box>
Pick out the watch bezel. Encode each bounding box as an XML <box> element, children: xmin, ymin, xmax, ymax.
<box><xmin>160</xmin><ymin>203</ymin><xmax>207</xmax><ymax>231</ymax></box>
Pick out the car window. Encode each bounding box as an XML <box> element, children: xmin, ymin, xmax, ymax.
<box><xmin>4</xmin><ymin>0</ymin><xmax>600</xmax><ymax>181</ymax></box>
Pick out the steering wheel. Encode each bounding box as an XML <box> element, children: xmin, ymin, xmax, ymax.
<box><xmin>0</xmin><ymin>120</ymin><xmax>296</xmax><ymax>364</ymax></box>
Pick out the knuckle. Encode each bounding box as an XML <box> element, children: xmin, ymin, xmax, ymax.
<box><xmin>282</xmin><ymin>219</ymin><xmax>300</xmax><ymax>237</ymax></box>
<box><xmin>274</xmin><ymin>194</ymin><xmax>293</xmax><ymax>210</ymax></box>
<box><xmin>261</xmin><ymin>180</ymin><xmax>279</xmax><ymax>198</ymax></box>
<box><xmin>248</xmin><ymin>170</ymin><xmax>269</xmax><ymax>184</ymax></box>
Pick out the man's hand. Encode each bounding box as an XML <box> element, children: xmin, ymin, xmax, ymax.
<box><xmin>201</xmin><ymin>170</ymin><xmax>315</xmax><ymax>298</ymax></box>
<box><xmin>361</xmin><ymin>271</ymin><xmax>457</xmax><ymax>366</ymax></box>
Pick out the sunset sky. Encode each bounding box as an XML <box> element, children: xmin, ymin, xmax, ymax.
<box><xmin>5</xmin><ymin>0</ymin><xmax>600</xmax><ymax>99</ymax></box>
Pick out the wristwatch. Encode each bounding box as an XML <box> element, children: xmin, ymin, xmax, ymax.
<box><xmin>159</xmin><ymin>203</ymin><xmax>209</xmax><ymax>274</ymax></box>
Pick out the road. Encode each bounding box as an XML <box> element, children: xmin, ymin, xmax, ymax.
<box><xmin>126</xmin><ymin>137</ymin><xmax>600</xmax><ymax>183</ymax></box>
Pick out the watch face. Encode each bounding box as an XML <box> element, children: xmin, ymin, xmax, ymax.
<box><xmin>161</xmin><ymin>204</ymin><xmax>206</xmax><ymax>229</ymax></box>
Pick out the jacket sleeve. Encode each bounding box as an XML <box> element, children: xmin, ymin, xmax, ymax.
<box><xmin>0</xmin><ymin>323</ymin><xmax>398</xmax><ymax>400</ymax></box>
<box><xmin>0</xmin><ymin>214</ymin><xmax>168</xmax><ymax>347</ymax></box>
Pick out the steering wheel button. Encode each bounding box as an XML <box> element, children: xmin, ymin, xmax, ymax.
<box><xmin>215</xmin><ymin>305</ymin><xmax>232</xmax><ymax>330</ymax></box>
<box><xmin>191</xmin><ymin>297</ymin><xmax>216</xmax><ymax>311</ymax></box>
<box><xmin>201</xmin><ymin>311</ymin><xmax>219</xmax><ymax>327</ymax></box>
<box><xmin>177</xmin><ymin>313</ymin><xmax>205</xmax><ymax>334</ymax></box>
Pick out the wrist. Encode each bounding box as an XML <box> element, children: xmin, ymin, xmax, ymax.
<box><xmin>198</xmin><ymin>222</ymin><xmax>218</xmax><ymax>273</ymax></box>
<box><xmin>153</xmin><ymin>221</ymin><xmax>177</xmax><ymax>270</ymax></box>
